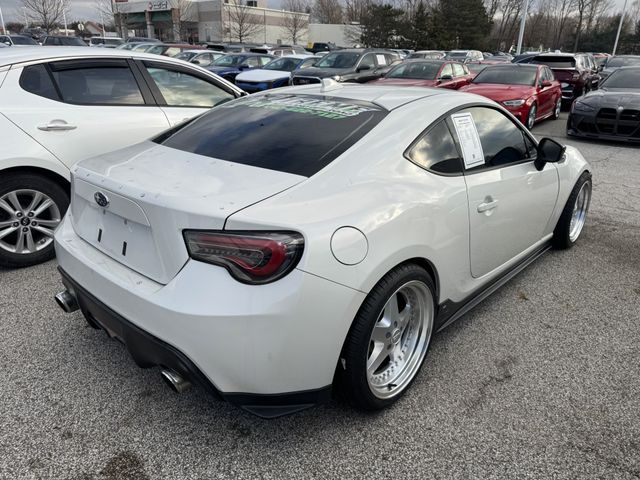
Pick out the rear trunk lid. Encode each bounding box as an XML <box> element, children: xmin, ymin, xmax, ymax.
<box><xmin>551</xmin><ymin>68</ymin><xmax>579</xmax><ymax>84</ymax></box>
<box><xmin>70</xmin><ymin>141</ymin><xmax>305</xmax><ymax>284</ymax></box>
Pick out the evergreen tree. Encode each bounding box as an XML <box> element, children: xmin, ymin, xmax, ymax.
<box><xmin>359</xmin><ymin>4</ymin><xmax>404</xmax><ymax>48</ymax></box>
<box><xmin>431</xmin><ymin>0</ymin><xmax>491</xmax><ymax>50</ymax></box>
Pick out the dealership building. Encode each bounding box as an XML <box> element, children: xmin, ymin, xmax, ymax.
<box><xmin>114</xmin><ymin>0</ymin><xmax>310</xmax><ymax>45</ymax></box>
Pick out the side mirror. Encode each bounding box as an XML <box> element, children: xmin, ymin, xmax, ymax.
<box><xmin>191</xmin><ymin>59</ymin><xmax>201</xmax><ymax>65</ymax></box>
<box><xmin>535</xmin><ymin>137</ymin><xmax>566</xmax><ymax>171</ymax></box>
<box><xmin>357</xmin><ymin>64</ymin><xmax>371</xmax><ymax>72</ymax></box>
<box><xmin>541</xmin><ymin>80</ymin><xmax>552</xmax><ymax>87</ymax></box>
<box><xmin>239</xmin><ymin>63</ymin><xmax>250</xmax><ymax>69</ymax></box>
<box><xmin>439</xmin><ymin>74</ymin><xmax>453</xmax><ymax>81</ymax></box>
<box><xmin>3</xmin><ymin>41</ymin><xmax>10</xmax><ymax>46</ymax></box>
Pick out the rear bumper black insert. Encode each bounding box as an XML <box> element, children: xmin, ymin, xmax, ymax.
<box><xmin>58</xmin><ymin>267</ymin><xmax>332</xmax><ymax>418</ymax></box>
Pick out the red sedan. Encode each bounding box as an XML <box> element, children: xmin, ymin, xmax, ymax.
<box><xmin>368</xmin><ymin>60</ymin><xmax>473</xmax><ymax>89</ymax></box>
<box><xmin>459</xmin><ymin>64</ymin><xmax>562</xmax><ymax>129</ymax></box>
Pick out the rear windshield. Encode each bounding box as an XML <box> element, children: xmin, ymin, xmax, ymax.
<box><xmin>473</xmin><ymin>66</ymin><xmax>537</xmax><ymax>85</ymax></box>
<box><xmin>532</xmin><ymin>56</ymin><xmax>575</xmax><ymax>68</ymax></box>
<box><xmin>157</xmin><ymin>94</ymin><xmax>387</xmax><ymax>177</ymax></box>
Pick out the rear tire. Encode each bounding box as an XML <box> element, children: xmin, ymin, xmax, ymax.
<box><xmin>0</xmin><ymin>173</ymin><xmax>69</xmax><ymax>268</ymax></box>
<box><xmin>552</xmin><ymin>171</ymin><xmax>592</xmax><ymax>250</ymax></box>
<box><xmin>338</xmin><ymin>264</ymin><xmax>436</xmax><ymax>411</ymax></box>
<box><xmin>527</xmin><ymin>103</ymin><xmax>537</xmax><ymax>129</ymax></box>
<box><xmin>552</xmin><ymin>98</ymin><xmax>562</xmax><ymax>120</ymax></box>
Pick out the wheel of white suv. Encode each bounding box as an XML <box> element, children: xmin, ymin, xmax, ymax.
<box><xmin>0</xmin><ymin>173</ymin><xmax>69</xmax><ymax>268</ymax></box>
<box><xmin>339</xmin><ymin>264</ymin><xmax>435</xmax><ymax>410</ymax></box>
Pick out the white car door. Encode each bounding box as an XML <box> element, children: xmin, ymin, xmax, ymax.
<box><xmin>136</xmin><ymin>60</ymin><xmax>237</xmax><ymax>127</ymax></box>
<box><xmin>452</xmin><ymin>106</ymin><xmax>559</xmax><ymax>278</ymax></box>
<box><xmin>0</xmin><ymin>58</ymin><xmax>170</xmax><ymax>168</ymax></box>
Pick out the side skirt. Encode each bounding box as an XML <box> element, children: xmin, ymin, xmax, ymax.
<box><xmin>435</xmin><ymin>241</ymin><xmax>551</xmax><ymax>332</ymax></box>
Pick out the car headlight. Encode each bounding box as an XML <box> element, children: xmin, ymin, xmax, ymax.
<box><xmin>573</xmin><ymin>101</ymin><xmax>595</xmax><ymax>112</ymax></box>
<box><xmin>503</xmin><ymin>99</ymin><xmax>525</xmax><ymax>107</ymax></box>
<box><xmin>331</xmin><ymin>75</ymin><xmax>342</xmax><ymax>82</ymax></box>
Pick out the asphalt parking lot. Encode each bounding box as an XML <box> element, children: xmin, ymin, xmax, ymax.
<box><xmin>1</xmin><ymin>112</ymin><xmax>639</xmax><ymax>480</ymax></box>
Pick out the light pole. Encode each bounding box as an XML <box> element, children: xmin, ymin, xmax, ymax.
<box><xmin>0</xmin><ymin>3</ymin><xmax>6</xmax><ymax>35</ymax></box>
<box><xmin>61</xmin><ymin>0</ymin><xmax>68</xmax><ymax>35</ymax></box>
<box><xmin>516</xmin><ymin>0</ymin><xmax>531</xmax><ymax>55</ymax></box>
<box><xmin>23</xmin><ymin>7</ymin><xmax>28</xmax><ymax>28</ymax></box>
<box><xmin>612</xmin><ymin>0</ymin><xmax>628</xmax><ymax>56</ymax></box>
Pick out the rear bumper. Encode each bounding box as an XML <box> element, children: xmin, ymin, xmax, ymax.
<box><xmin>54</xmin><ymin>214</ymin><xmax>365</xmax><ymax>417</ymax></box>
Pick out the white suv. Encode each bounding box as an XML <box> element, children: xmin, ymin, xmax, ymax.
<box><xmin>0</xmin><ymin>47</ymin><xmax>244</xmax><ymax>268</ymax></box>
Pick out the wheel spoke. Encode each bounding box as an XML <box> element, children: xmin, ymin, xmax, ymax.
<box><xmin>32</xmin><ymin>199</ymin><xmax>53</xmax><ymax>218</ymax></box>
<box><xmin>24</xmin><ymin>229</ymin><xmax>36</xmax><ymax>253</ymax></box>
<box><xmin>31</xmin><ymin>225</ymin><xmax>55</xmax><ymax>238</ymax></box>
<box><xmin>34</xmin><ymin>219</ymin><xmax>60</xmax><ymax>228</ymax></box>
<box><xmin>26</xmin><ymin>191</ymin><xmax>43</xmax><ymax>214</ymax></box>
<box><xmin>0</xmin><ymin>225</ymin><xmax>18</xmax><ymax>240</ymax></box>
<box><xmin>0</xmin><ymin>198</ymin><xmax>15</xmax><ymax>215</ymax></box>
<box><xmin>0</xmin><ymin>220</ymin><xmax>15</xmax><ymax>229</ymax></box>
<box><xmin>367</xmin><ymin>343</ymin><xmax>388</xmax><ymax>375</ymax></box>
<box><xmin>14</xmin><ymin>228</ymin><xmax>25</xmax><ymax>252</ymax></box>
<box><xmin>5</xmin><ymin>191</ymin><xmax>23</xmax><ymax>212</ymax></box>
<box><xmin>371</xmin><ymin>324</ymin><xmax>390</xmax><ymax>343</ymax></box>
<box><xmin>384</xmin><ymin>293</ymin><xmax>401</xmax><ymax>325</ymax></box>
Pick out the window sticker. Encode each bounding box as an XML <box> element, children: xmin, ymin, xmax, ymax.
<box><xmin>221</xmin><ymin>95</ymin><xmax>382</xmax><ymax>119</ymax></box>
<box><xmin>376</xmin><ymin>54</ymin><xmax>387</xmax><ymax>65</ymax></box>
<box><xmin>451</xmin><ymin>112</ymin><xmax>485</xmax><ymax>169</ymax></box>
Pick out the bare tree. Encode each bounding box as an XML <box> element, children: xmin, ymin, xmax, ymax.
<box><xmin>227</xmin><ymin>2</ymin><xmax>263</xmax><ymax>42</ymax></box>
<box><xmin>282</xmin><ymin>0</ymin><xmax>309</xmax><ymax>44</ymax></box>
<box><xmin>344</xmin><ymin>0</ymin><xmax>369</xmax><ymax>22</ymax></box>
<box><xmin>311</xmin><ymin>0</ymin><xmax>343</xmax><ymax>23</ymax></box>
<box><xmin>22</xmin><ymin>0</ymin><xmax>70</xmax><ymax>34</ymax></box>
<box><xmin>171</xmin><ymin>0</ymin><xmax>195</xmax><ymax>41</ymax></box>
<box><xmin>95</xmin><ymin>0</ymin><xmax>128</xmax><ymax>37</ymax></box>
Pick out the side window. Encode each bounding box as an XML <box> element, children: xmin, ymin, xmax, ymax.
<box><xmin>359</xmin><ymin>53</ymin><xmax>376</xmax><ymax>69</ymax></box>
<box><xmin>145</xmin><ymin>65</ymin><xmax>234</xmax><ymax>107</ymax></box>
<box><xmin>374</xmin><ymin>54</ymin><xmax>387</xmax><ymax>67</ymax></box>
<box><xmin>452</xmin><ymin>107</ymin><xmax>529</xmax><ymax>171</ymax></box>
<box><xmin>49</xmin><ymin>62</ymin><xmax>145</xmax><ymax>105</ymax></box>
<box><xmin>245</xmin><ymin>57</ymin><xmax>260</xmax><ymax>67</ymax></box>
<box><xmin>260</xmin><ymin>56</ymin><xmax>272</xmax><ymax>66</ymax></box>
<box><xmin>407</xmin><ymin>120</ymin><xmax>463</xmax><ymax>174</ymax></box>
<box><xmin>452</xmin><ymin>63</ymin><xmax>465</xmax><ymax>77</ymax></box>
<box><xmin>547</xmin><ymin>67</ymin><xmax>555</xmax><ymax>81</ymax></box>
<box><xmin>300</xmin><ymin>58</ymin><xmax>317</xmax><ymax>68</ymax></box>
<box><xmin>19</xmin><ymin>64</ymin><xmax>60</xmax><ymax>101</ymax></box>
<box><xmin>440</xmin><ymin>63</ymin><xmax>453</xmax><ymax>78</ymax></box>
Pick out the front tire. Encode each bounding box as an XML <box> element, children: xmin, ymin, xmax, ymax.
<box><xmin>552</xmin><ymin>171</ymin><xmax>592</xmax><ymax>249</ymax></box>
<box><xmin>527</xmin><ymin>103</ymin><xmax>537</xmax><ymax>129</ymax></box>
<box><xmin>338</xmin><ymin>264</ymin><xmax>436</xmax><ymax>410</ymax></box>
<box><xmin>0</xmin><ymin>173</ymin><xmax>69</xmax><ymax>268</ymax></box>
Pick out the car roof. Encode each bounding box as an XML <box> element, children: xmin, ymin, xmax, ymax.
<box><xmin>272</xmin><ymin>83</ymin><xmax>488</xmax><ymax>111</ymax></box>
<box><xmin>0</xmin><ymin>46</ymin><xmax>182</xmax><ymax>68</ymax></box>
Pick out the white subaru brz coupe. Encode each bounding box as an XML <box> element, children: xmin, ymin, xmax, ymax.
<box><xmin>54</xmin><ymin>83</ymin><xmax>592</xmax><ymax>418</ymax></box>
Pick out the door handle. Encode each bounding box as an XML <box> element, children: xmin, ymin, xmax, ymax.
<box><xmin>477</xmin><ymin>198</ymin><xmax>498</xmax><ymax>213</ymax></box>
<box><xmin>38</xmin><ymin>121</ymin><xmax>77</xmax><ymax>131</ymax></box>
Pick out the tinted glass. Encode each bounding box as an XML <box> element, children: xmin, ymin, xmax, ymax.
<box><xmin>466</xmin><ymin>63</ymin><xmax>489</xmax><ymax>74</ymax></box>
<box><xmin>359</xmin><ymin>54</ymin><xmax>375</xmax><ymax>69</ymax></box>
<box><xmin>19</xmin><ymin>64</ymin><xmax>60</xmax><ymax>101</ymax></box>
<box><xmin>387</xmin><ymin>62</ymin><xmax>441</xmax><ymax>79</ymax></box>
<box><xmin>264</xmin><ymin>57</ymin><xmax>301</xmax><ymax>71</ymax></box>
<box><xmin>601</xmin><ymin>68</ymin><xmax>640</xmax><ymax>89</ymax></box>
<box><xmin>51</xmin><ymin>66</ymin><xmax>144</xmax><ymax>105</ymax></box>
<box><xmin>473</xmin><ymin>66</ymin><xmax>537</xmax><ymax>85</ymax></box>
<box><xmin>212</xmin><ymin>55</ymin><xmax>247</xmax><ymax>67</ymax></box>
<box><xmin>316</xmin><ymin>52</ymin><xmax>360</xmax><ymax>68</ymax></box>
<box><xmin>11</xmin><ymin>36</ymin><xmax>37</xmax><ymax>45</ymax></box>
<box><xmin>157</xmin><ymin>94</ymin><xmax>388</xmax><ymax>177</ymax></box>
<box><xmin>607</xmin><ymin>56</ymin><xmax>640</xmax><ymax>68</ymax></box>
<box><xmin>448</xmin><ymin>52</ymin><xmax>467</xmax><ymax>58</ymax></box>
<box><xmin>532</xmin><ymin>56</ymin><xmax>575</xmax><ymax>68</ymax></box>
<box><xmin>456</xmin><ymin>107</ymin><xmax>529</xmax><ymax>170</ymax></box>
<box><xmin>146</xmin><ymin>66</ymin><xmax>233</xmax><ymax>107</ymax></box>
<box><xmin>408</xmin><ymin>121</ymin><xmax>462</xmax><ymax>174</ymax></box>
<box><xmin>175</xmin><ymin>52</ymin><xmax>198</xmax><ymax>61</ymax></box>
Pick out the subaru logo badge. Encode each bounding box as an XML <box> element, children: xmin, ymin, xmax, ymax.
<box><xmin>94</xmin><ymin>191</ymin><xmax>109</xmax><ymax>208</ymax></box>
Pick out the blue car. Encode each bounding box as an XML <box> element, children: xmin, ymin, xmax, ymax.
<box><xmin>206</xmin><ymin>53</ymin><xmax>275</xmax><ymax>82</ymax></box>
<box><xmin>235</xmin><ymin>55</ymin><xmax>319</xmax><ymax>92</ymax></box>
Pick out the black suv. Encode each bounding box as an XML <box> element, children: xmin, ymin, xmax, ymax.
<box><xmin>291</xmin><ymin>49</ymin><xmax>401</xmax><ymax>85</ymax></box>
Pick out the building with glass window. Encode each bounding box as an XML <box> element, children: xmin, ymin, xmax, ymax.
<box><xmin>114</xmin><ymin>0</ymin><xmax>310</xmax><ymax>45</ymax></box>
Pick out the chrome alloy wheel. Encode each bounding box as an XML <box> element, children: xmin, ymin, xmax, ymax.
<box><xmin>555</xmin><ymin>99</ymin><xmax>562</xmax><ymax>118</ymax></box>
<box><xmin>0</xmin><ymin>189</ymin><xmax>61</xmax><ymax>254</ymax></box>
<box><xmin>569</xmin><ymin>181</ymin><xmax>591</xmax><ymax>242</ymax></box>
<box><xmin>527</xmin><ymin>104</ymin><xmax>537</xmax><ymax>129</ymax></box>
<box><xmin>366</xmin><ymin>280</ymin><xmax>434</xmax><ymax>399</ymax></box>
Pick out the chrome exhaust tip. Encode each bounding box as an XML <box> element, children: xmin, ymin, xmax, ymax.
<box><xmin>55</xmin><ymin>290</ymin><xmax>79</xmax><ymax>313</ymax></box>
<box><xmin>161</xmin><ymin>369</ymin><xmax>191</xmax><ymax>394</ymax></box>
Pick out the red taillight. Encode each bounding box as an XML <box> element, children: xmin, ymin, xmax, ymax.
<box><xmin>183</xmin><ymin>231</ymin><xmax>304</xmax><ymax>284</ymax></box>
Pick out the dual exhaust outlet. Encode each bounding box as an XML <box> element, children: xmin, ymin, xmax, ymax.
<box><xmin>55</xmin><ymin>289</ymin><xmax>191</xmax><ymax>394</ymax></box>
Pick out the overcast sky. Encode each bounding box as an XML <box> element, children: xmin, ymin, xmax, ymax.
<box><xmin>0</xmin><ymin>0</ymin><xmax>630</xmax><ymax>23</ymax></box>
